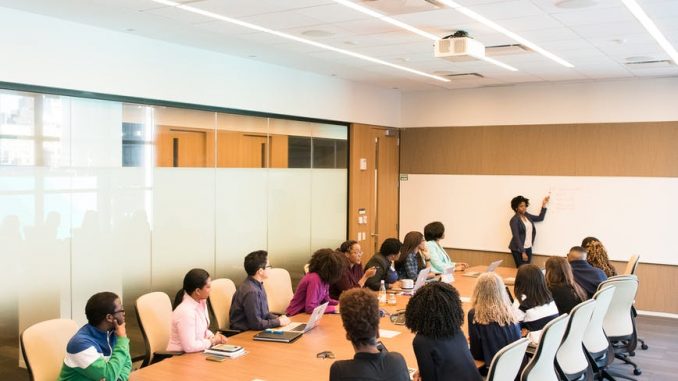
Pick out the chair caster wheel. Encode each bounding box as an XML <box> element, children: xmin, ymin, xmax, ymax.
<box><xmin>633</xmin><ymin>369</ymin><xmax>642</xmax><ymax>376</ymax></box>
<box><xmin>641</xmin><ymin>344</ymin><xmax>648</xmax><ymax>350</ymax></box>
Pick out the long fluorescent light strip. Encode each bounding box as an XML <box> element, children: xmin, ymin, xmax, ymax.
<box><xmin>332</xmin><ymin>0</ymin><xmax>517</xmax><ymax>72</ymax></box>
<box><xmin>432</xmin><ymin>0</ymin><xmax>574</xmax><ymax>68</ymax></box>
<box><xmin>151</xmin><ymin>0</ymin><xmax>449</xmax><ymax>82</ymax></box>
<box><xmin>621</xmin><ymin>0</ymin><xmax>678</xmax><ymax>64</ymax></box>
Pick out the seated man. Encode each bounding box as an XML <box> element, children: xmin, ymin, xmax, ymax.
<box><xmin>567</xmin><ymin>246</ymin><xmax>607</xmax><ymax>298</ymax></box>
<box><xmin>364</xmin><ymin>238</ymin><xmax>401</xmax><ymax>291</ymax></box>
<box><xmin>58</xmin><ymin>292</ymin><xmax>132</xmax><ymax>381</ymax></box>
<box><xmin>229</xmin><ymin>250</ymin><xmax>290</xmax><ymax>331</ymax></box>
<box><xmin>329</xmin><ymin>288</ymin><xmax>410</xmax><ymax>381</ymax></box>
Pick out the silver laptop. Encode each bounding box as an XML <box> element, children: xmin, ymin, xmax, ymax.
<box><xmin>278</xmin><ymin>302</ymin><xmax>329</xmax><ymax>333</ymax></box>
<box><xmin>463</xmin><ymin>260</ymin><xmax>503</xmax><ymax>277</ymax></box>
<box><xmin>403</xmin><ymin>268</ymin><xmax>431</xmax><ymax>296</ymax></box>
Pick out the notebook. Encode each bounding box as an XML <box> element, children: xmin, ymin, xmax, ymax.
<box><xmin>253</xmin><ymin>330</ymin><xmax>303</xmax><ymax>343</ymax></box>
<box><xmin>463</xmin><ymin>260</ymin><xmax>503</xmax><ymax>277</ymax></box>
<box><xmin>277</xmin><ymin>302</ymin><xmax>329</xmax><ymax>333</ymax></box>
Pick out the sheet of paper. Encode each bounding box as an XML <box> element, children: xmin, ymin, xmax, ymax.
<box><xmin>459</xmin><ymin>296</ymin><xmax>471</xmax><ymax>303</ymax></box>
<box><xmin>379</xmin><ymin>329</ymin><xmax>401</xmax><ymax>338</ymax></box>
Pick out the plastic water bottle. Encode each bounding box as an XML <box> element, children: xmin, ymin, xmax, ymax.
<box><xmin>378</xmin><ymin>280</ymin><xmax>387</xmax><ymax>305</ymax></box>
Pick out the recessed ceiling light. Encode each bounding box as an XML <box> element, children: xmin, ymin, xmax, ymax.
<box><xmin>332</xmin><ymin>0</ymin><xmax>517</xmax><ymax>71</ymax></box>
<box><xmin>621</xmin><ymin>0</ymin><xmax>678</xmax><ymax>64</ymax></box>
<box><xmin>554</xmin><ymin>0</ymin><xmax>598</xmax><ymax>9</ymax></box>
<box><xmin>426</xmin><ymin>0</ymin><xmax>574</xmax><ymax>68</ymax></box>
<box><xmin>150</xmin><ymin>0</ymin><xmax>449</xmax><ymax>83</ymax></box>
<box><xmin>301</xmin><ymin>30</ymin><xmax>335</xmax><ymax>38</ymax></box>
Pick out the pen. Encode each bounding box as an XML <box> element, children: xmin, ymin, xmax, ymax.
<box><xmin>265</xmin><ymin>329</ymin><xmax>284</xmax><ymax>334</ymax></box>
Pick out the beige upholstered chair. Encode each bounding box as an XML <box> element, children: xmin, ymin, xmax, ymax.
<box><xmin>623</xmin><ymin>255</ymin><xmax>640</xmax><ymax>275</ymax></box>
<box><xmin>135</xmin><ymin>291</ymin><xmax>181</xmax><ymax>367</ymax></box>
<box><xmin>263</xmin><ymin>268</ymin><xmax>294</xmax><ymax>315</ymax></box>
<box><xmin>209</xmin><ymin>278</ymin><xmax>237</xmax><ymax>331</ymax></box>
<box><xmin>20</xmin><ymin>318</ymin><xmax>79</xmax><ymax>381</ymax></box>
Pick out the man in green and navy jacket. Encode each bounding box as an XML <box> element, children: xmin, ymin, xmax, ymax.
<box><xmin>58</xmin><ymin>291</ymin><xmax>132</xmax><ymax>381</ymax></box>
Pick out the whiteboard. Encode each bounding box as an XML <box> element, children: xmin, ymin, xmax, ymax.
<box><xmin>399</xmin><ymin>174</ymin><xmax>678</xmax><ymax>266</ymax></box>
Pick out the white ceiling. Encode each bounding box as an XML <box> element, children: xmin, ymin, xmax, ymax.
<box><xmin>2</xmin><ymin>0</ymin><xmax>678</xmax><ymax>91</ymax></box>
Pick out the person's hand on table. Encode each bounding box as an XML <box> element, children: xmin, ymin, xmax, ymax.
<box><xmin>278</xmin><ymin>315</ymin><xmax>291</xmax><ymax>326</ymax></box>
<box><xmin>454</xmin><ymin>262</ymin><xmax>469</xmax><ymax>271</ymax></box>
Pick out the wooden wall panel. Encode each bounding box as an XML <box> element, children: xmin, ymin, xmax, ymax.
<box><xmin>446</xmin><ymin>248</ymin><xmax>678</xmax><ymax>313</ymax></box>
<box><xmin>401</xmin><ymin>122</ymin><xmax>678</xmax><ymax>177</ymax></box>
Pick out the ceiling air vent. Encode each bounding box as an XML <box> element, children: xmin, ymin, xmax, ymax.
<box><xmin>433</xmin><ymin>72</ymin><xmax>485</xmax><ymax>80</ymax></box>
<box><xmin>624</xmin><ymin>59</ymin><xmax>675</xmax><ymax>69</ymax></box>
<box><xmin>485</xmin><ymin>44</ymin><xmax>532</xmax><ymax>57</ymax></box>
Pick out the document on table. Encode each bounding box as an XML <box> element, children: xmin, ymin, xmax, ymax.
<box><xmin>379</xmin><ymin>329</ymin><xmax>401</xmax><ymax>338</ymax></box>
<box><xmin>459</xmin><ymin>296</ymin><xmax>471</xmax><ymax>303</ymax></box>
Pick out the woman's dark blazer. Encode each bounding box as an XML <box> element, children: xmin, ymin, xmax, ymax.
<box><xmin>508</xmin><ymin>208</ymin><xmax>547</xmax><ymax>252</ymax></box>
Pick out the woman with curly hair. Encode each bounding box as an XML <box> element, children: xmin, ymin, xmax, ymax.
<box><xmin>405</xmin><ymin>282</ymin><xmax>482</xmax><ymax>381</ymax></box>
<box><xmin>545</xmin><ymin>256</ymin><xmax>586</xmax><ymax>314</ymax></box>
<box><xmin>582</xmin><ymin>237</ymin><xmax>618</xmax><ymax>278</ymax></box>
<box><xmin>468</xmin><ymin>273</ymin><xmax>521</xmax><ymax>376</ymax></box>
<box><xmin>330</xmin><ymin>288</ymin><xmax>409</xmax><ymax>381</ymax></box>
<box><xmin>286</xmin><ymin>249</ymin><xmax>346</xmax><ymax>315</ymax></box>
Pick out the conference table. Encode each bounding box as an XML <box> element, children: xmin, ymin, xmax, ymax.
<box><xmin>130</xmin><ymin>266</ymin><xmax>517</xmax><ymax>381</ymax></box>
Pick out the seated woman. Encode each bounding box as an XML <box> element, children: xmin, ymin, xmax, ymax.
<box><xmin>329</xmin><ymin>288</ymin><xmax>410</xmax><ymax>381</ymax></box>
<box><xmin>468</xmin><ymin>273</ymin><xmax>521</xmax><ymax>376</ymax></box>
<box><xmin>582</xmin><ymin>236</ymin><xmax>618</xmax><ymax>278</ymax></box>
<box><xmin>364</xmin><ymin>238</ymin><xmax>401</xmax><ymax>291</ymax></box>
<box><xmin>545</xmin><ymin>256</ymin><xmax>587</xmax><ymax>314</ymax></box>
<box><xmin>405</xmin><ymin>282</ymin><xmax>482</xmax><ymax>381</ymax></box>
<box><xmin>330</xmin><ymin>240</ymin><xmax>377</xmax><ymax>300</ymax></box>
<box><xmin>424</xmin><ymin>221</ymin><xmax>468</xmax><ymax>274</ymax></box>
<box><xmin>167</xmin><ymin>268</ymin><xmax>227</xmax><ymax>353</ymax></box>
<box><xmin>395</xmin><ymin>231</ymin><xmax>431</xmax><ymax>281</ymax></box>
<box><xmin>286</xmin><ymin>249</ymin><xmax>345</xmax><ymax>315</ymax></box>
<box><xmin>512</xmin><ymin>264</ymin><xmax>559</xmax><ymax>340</ymax></box>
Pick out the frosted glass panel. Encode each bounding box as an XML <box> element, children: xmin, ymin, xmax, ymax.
<box><xmin>152</xmin><ymin>168</ymin><xmax>216</xmax><ymax>294</ymax></box>
<box><xmin>69</xmin><ymin>99</ymin><xmax>122</xmax><ymax>168</ymax></box>
<box><xmin>267</xmin><ymin>169</ymin><xmax>311</xmax><ymax>282</ymax></box>
<box><xmin>311</xmin><ymin>169</ymin><xmax>347</xmax><ymax>250</ymax></box>
<box><xmin>215</xmin><ymin>169</ymin><xmax>268</xmax><ymax>283</ymax></box>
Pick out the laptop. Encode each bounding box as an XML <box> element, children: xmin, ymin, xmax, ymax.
<box><xmin>277</xmin><ymin>302</ymin><xmax>329</xmax><ymax>333</ymax></box>
<box><xmin>402</xmin><ymin>268</ymin><xmax>431</xmax><ymax>296</ymax></box>
<box><xmin>463</xmin><ymin>260</ymin><xmax>503</xmax><ymax>277</ymax></box>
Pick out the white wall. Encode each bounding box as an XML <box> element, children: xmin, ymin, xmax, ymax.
<box><xmin>401</xmin><ymin>77</ymin><xmax>678</xmax><ymax>127</ymax></box>
<box><xmin>0</xmin><ymin>6</ymin><xmax>400</xmax><ymax>127</ymax></box>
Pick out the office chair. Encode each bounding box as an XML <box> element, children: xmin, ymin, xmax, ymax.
<box><xmin>263</xmin><ymin>268</ymin><xmax>294</xmax><ymax>315</ymax></box>
<box><xmin>135</xmin><ymin>291</ymin><xmax>183</xmax><ymax>367</ymax></box>
<box><xmin>20</xmin><ymin>318</ymin><xmax>79</xmax><ymax>381</ymax></box>
<box><xmin>486</xmin><ymin>338</ymin><xmax>530</xmax><ymax>381</ymax></box>
<box><xmin>622</xmin><ymin>256</ymin><xmax>648</xmax><ymax>351</ymax></box>
<box><xmin>521</xmin><ymin>314</ymin><xmax>569</xmax><ymax>381</ymax></box>
<box><xmin>556</xmin><ymin>299</ymin><xmax>596</xmax><ymax>380</ymax></box>
<box><xmin>599</xmin><ymin>275</ymin><xmax>642</xmax><ymax>376</ymax></box>
<box><xmin>208</xmin><ymin>278</ymin><xmax>240</xmax><ymax>336</ymax></box>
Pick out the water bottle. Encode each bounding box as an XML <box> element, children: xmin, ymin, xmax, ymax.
<box><xmin>378</xmin><ymin>280</ymin><xmax>387</xmax><ymax>305</ymax></box>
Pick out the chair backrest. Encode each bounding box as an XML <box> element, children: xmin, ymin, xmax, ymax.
<box><xmin>263</xmin><ymin>268</ymin><xmax>294</xmax><ymax>314</ymax></box>
<box><xmin>521</xmin><ymin>314</ymin><xmax>569</xmax><ymax>381</ymax></box>
<box><xmin>20</xmin><ymin>318</ymin><xmax>79</xmax><ymax>381</ymax></box>
<box><xmin>209</xmin><ymin>278</ymin><xmax>236</xmax><ymax>331</ymax></box>
<box><xmin>599</xmin><ymin>275</ymin><xmax>638</xmax><ymax>338</ymax></box>
<box><xmin>486</xmin><ymin>338</ymin><xmax>530</xmax><ymax>381</ymax></box>
<box><xmin>136</xmin><ymin>291</ymin><xmax>173</xmax><ymax>366</ymax></box>
<box><xmin>623</xmin><ymin>255</ymin><xmax>640</xmax><ymax>275</ymax></box>
<box><xmin>556</xmin><ymin>299</ymin><xmax>596</xmax><ymax>377</ymax></box>
<box><xmin>583</xmin><ymin>286</ymin><xmax>616</xmax><ymax>354</ymax></box>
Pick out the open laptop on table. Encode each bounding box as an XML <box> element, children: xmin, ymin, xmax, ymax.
<box><xmin>463</xmin><ymin>260</ymin><xmax>503</xmax><ymax>277</ymax></box>
<box><xmin>402</xmin><ymin>268</ymin><xmax>431</xmax><ymax>296</ymax></box>
<box><xmin>253</xmin><ymin>302</ymin><xmax>329</xmax><ymax>343</ymax></box>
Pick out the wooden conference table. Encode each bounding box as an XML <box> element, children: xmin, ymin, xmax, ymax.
<box><xmin>130</xmin><ymin>266</ymin><xmax>517</xmax><ymax>381</ymax></box>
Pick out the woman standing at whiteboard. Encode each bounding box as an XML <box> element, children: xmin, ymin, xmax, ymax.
<box><xmin>508</xmin><ymin>195</ymin><xmax>549</xmax><ymax>267</ymax></box>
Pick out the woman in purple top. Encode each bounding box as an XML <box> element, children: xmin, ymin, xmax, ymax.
<box><xmin>286</xmin><ymin>249</ymin><xmax>346</xmax><ymax>316</ymax></box>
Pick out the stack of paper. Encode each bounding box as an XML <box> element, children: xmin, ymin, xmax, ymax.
<box><xmin>204</xmin><ymin>344</ymin><xmax>245</xmax><ymax>358</ymax></box>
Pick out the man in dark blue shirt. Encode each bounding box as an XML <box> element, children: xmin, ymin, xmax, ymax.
<box><xmin>568</xmin><ymin>246</ymin><xmax>607</xmax><ymax>298</ymax></box>
<box><xmin>229</xmin><ymin>250</ymin><xmax>290</xmax><ymax>331</ymax></box>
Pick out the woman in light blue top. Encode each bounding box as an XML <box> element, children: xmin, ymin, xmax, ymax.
<box><xmin>424</xmin><ymin>221</ymin><xmax>468</xmax><ymax>274</ymax></box>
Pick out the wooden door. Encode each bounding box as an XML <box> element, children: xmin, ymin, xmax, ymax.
<box><xmin>156</xmin><ymin>127</ymin><xmax>210</xmax><ymax>167</ymax></box>
<box><xmin>349</xmin><ymin>124</ymin><xmax>400</xmax><ymax>262</ymax></box>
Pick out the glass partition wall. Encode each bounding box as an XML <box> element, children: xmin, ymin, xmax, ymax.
<box><xmin>0</xmin><ymin>89</ymin><xmax>347</xmax><ymax>375</ymax></box>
